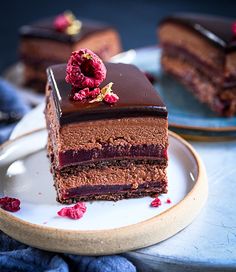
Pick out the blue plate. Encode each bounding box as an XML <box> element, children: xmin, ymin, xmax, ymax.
<box><xmin>112</xmin><ymin>47</ymin><xmax>236</xmax><ymax>138</ymax></box>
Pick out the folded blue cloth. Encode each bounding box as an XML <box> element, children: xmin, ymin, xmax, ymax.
<box><xmin>0</xmin><ymin>79</ymin><xmax>30</xmax><ymax>143</ymax></box>
<box><xmin>0</xmin><ymin>79</ymin><xmax>136</xmax><ymax>272</ymax></box>
<box><xmin>0</xmin><ymin>231</ymin><xmax>136</xmax><ymax>272</ymax></box>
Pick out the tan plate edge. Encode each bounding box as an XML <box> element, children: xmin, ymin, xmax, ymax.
<box><xmin>0</xmin><ymin>129</ymin><xmax>208</xmax><ymax>255</ymax></box>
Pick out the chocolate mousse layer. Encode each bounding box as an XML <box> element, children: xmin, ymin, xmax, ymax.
<box><xmin>45</xmin><ymin>62</ymin><xmax>168</xmax><ymax>203</ymax></box>
<box><xmin>158</xmin><ymin>13</ymin><xmax>236</xmax><ymax>116</ymax></box>
<box><xmin>20</xmin><ymin>17</ymin><xmax>122</xmax><ymax>90</ymax></box>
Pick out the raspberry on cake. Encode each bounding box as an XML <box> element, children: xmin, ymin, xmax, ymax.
<box><xmin>19</xmin><ymin>11</ymin><xmax>122</xmax><ymax>90</ymax></box>
<box><xmin>65</xmin><ymin>48</ymin><xmax>107</xmax><ymax>88</ymax></box>
<box><xmin>45</xmin><ymin>49</ymin><xmax>168</xmax><ymax>204</ymax></box>
<box><xmin>158</xmin><ymin>13</ymin><xmax>236</xmax><ymax>116</ymax></box>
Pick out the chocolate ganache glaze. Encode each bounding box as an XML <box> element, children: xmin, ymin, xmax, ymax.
<box><xmin>47</xmin><ymin>63</ymin><xmax>167</xmax><ymax>125</ymax></box>
<box><xmin>20</xmin><ymin>17</ymin><xmax>112</xmax><ymax>43</ymax></box>
<box><xmin>159</xmin><ymin>13</ymin><xmax>236</xmax><ymax>52</ymax></box>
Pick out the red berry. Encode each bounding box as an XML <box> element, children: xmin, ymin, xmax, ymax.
<box><xmin>66</xmin><ymin>49</ymin><xmax>107</xmax><ymax>88</ymax></box>
<box><xmin>166</xmin><ymin>198</ymin><xmax>172</xmax><ymax>204</ymax></box>
<box><xmin>54</xmin><ymin>14</ymin><xmax>71</xmax><ymax>32</ymax></box>
<box><xmin>73</xmin><ymin>93</ymin><xmax>85</xmax><ymax>101</ymax></box>
<box><xmin>57</xmin><ymin>202</ymin><xmax>87</xmax><ymax>220</ymax></box>
<box><xmin>150</xmin><ymin>197</ymin><xmax>162</xmax><ymax>207</ymax></box>
<box><xmin>73</xmin><ymin>87</ymin><xmax>101</xmax><ymax>101</ymax></box>
<box><xmin>89</xmin><ymin>88</ymin><xmax>101</xmax><ymax>98</ymax></box>
<box><xmin>0</xmin><ymin>197</ymin><xmax>21</xmax><ymax>212</ymax></box>
<box><xmin>104</xmin><ymin>93</ymin><xmax>119</xmax><ymax>104</ymax></box>
<box><xmin>163</xmin><ymin>148</ymin><xmax>168</xmax><ymax>159</ymax></box>
<box><xmin>232</xmin><ymin>22</ymin><xmax>236</xmax><ymax>36</ymax></box>
<box><xmin>73</xmin><ymin>87</ymin><xmax>90</xmax><ymax>101</ymax></box>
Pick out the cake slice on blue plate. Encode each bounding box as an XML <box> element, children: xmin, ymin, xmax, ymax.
<box><xmin>158</xmin><ymin>13</ymin><xmax>236</xmax><ymax>116</ymax></box>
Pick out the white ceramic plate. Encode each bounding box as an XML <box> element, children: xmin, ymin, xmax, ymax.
<box><xmin>0</xmin><ymin>129</ymin><xmax>207</xmax><ymax>255</ymax></box>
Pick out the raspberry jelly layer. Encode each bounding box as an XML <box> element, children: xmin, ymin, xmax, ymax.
<box><xmin>57</xmin><ymin>144</ymin><xmax>168</xmax><ymax>168</ymax></box>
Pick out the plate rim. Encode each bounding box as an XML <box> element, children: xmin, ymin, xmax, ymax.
<box><xmin>169</xmin><ymin>121</ymin><xmax>236</xmax><ymax>132</ymax></box>
<box><xmin>0</xmin><ymin>129</ymin><xmax>208</xmax><ymax>255</ymax></box>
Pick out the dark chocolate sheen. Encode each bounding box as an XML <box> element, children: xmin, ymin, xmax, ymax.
<box><xmin>20</xmin><ymin>17</ymin><xmax>112</xmax><ymax>43</ymax></box>
<box><xmin>159</xmin><ymin>13</ymin><xmax>236</xmax><ymax>52</ymax></box>
<box><xmin>47</xmin><ymin>63</ymin><xmax>167</xmax><ymax>125</ymax></box>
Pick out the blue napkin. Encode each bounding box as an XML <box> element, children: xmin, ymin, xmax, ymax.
<box><xmin>0</xmin><ymin>79</ymin><xmax>136</xmax><ymax>271</ymax></box>
<box><xmin>0</xmin><ymin>79</ymin><xmax>30</xmax><ymax>143</ymax></box>
<box><xmin>0</xmin><ymin>231</ymin><xmax>136</xmax><ymax>272</ymax></box>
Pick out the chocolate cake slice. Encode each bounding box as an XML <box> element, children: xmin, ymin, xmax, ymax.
<box><xmin>45</xmin><ymin>51</ymin><xmax>168</xmax><ymax>204</ymax></box>
<box><xmin>20</xmin><ymin>12</ymin><xmax>122</xmax><ymax>90</ymax></box>
<box><xmin>158</xmin><ymin>13</ymin><xmax>236</xmax><ymax>116</ymax></box>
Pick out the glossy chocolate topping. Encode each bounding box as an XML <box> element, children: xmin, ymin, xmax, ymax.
<box><xmin>160</xmin><ymin>13</ymin><xmax>236</xmax><ymax>52</ymax></box>
<box><xmin>47</xmin><ymin>63</ymin><xmax>167</xmax><ymax>125</ymax></box>
<box><xmin>20</xmin><ymin>17</ymin><xmax>112</xmax><ymax>43</ymax></box>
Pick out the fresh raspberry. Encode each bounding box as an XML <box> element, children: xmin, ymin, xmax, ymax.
<box><xmin>104</xmin><ymin>93</ymin><xmax>119</xmax><ymax>104</ymax></box>
<box><xmin>66</xmin><ymin>49</ymin><xmax>107</xmax><ymax>88</ymax></box>
<box><xmin>166</xmin><ymin>198</ymin><xmax>172</xmax><ymax>204</ymax></box>
<box><xmin>163</xmin><ymin>148</ymin><xmax>168</xmax><ymax>159</ymax></box>
<box><xmin>150</xmin><ymin>197</ymin><xmax>162</xmax><ymax>207</ymax></box>
<box><xmin>0</xmin><ymin>197</ymin><xmax>21</xmax><ymax>212</ymax></box>
<box><xmin>54</xmin><ymin>14</ymin><xmax>71</xmax><ymax>32</ymax></box>
<box><xmin>73</xmin><ymin>92</ymin><xmax>85</xmax><ymax>101</ymax></box>
<box><xmin>73</xmin><ymin>87</ymin><xmax>101</xmax><ymax>101</ymax></box>
<box><xmin>57</xmin><ymin>202</ymin><xmax>86</xmax><ymax>220</ymax></box>
<box><xmin>232</xmin><ymin>22</ymin><xmax>236</xmax><ymax>36</ymax></box>
<box><xmin>89</xmin><ymin>88</ymin><xmax>101</xmax><ymax>98</ymax></box>
<box><xmin>73</xmin><ymin>87</ymin><xmax>90</xmax><ymax>101</ymax></box>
